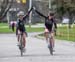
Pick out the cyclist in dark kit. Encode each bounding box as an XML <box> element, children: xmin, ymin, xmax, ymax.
<box><xmin>16</xmin><ymin>7</ymin><xmax>33</xmax><ymax>51</ymax></box>
<box><xmin>33</xmin><ymin>7</ymin><xmax>57</xmax><ymax>50</ymax></box>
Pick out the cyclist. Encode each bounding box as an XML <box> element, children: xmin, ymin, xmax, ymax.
<box><xmin>16</xmin><ymin>7</ymin><xmax>33</xmax><ymax>51</ymax></box>
<box><xmin>33</xmin><ymin>7</ymin><xmax>57</xmax><ymax>49</ymax></box>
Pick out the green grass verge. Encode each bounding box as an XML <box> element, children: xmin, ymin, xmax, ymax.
<box><xmin>39</xmin><ymin>24</ymin><xmax>75</xmax><ymax>42</ymax></box>
<box><xmin>0</xmin><ymin>23</ymin><xmax>13</xmax><ymax>33</ymax></box>
<box><xmin>0</xmin><ymin>23</ymin><xmax>75</xmax><ymax>41</ymax></box>
<box><xmin>0</xmin><ymin>23</ymin><xmax>44</xmax><ymax>33</ymax></box>
<box><xmin>0</xmin><ymin>27</ymin><xmax>44</xmax><ymax>33</ymax></box>
<box><xmin>26</xmin><ymin>27</ymin><xmax>44</xmax><ymax>32</ymax></box>
<box><xmin>56</xmin><ymin>25</ymin><xmax>75</xmax><ymax>41</ymax></box>
<box><xmin>0</xmin><ymin>23</ymin><xmax>8</xmax><ymax>26</ymax></box>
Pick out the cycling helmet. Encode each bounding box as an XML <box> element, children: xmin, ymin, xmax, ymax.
<box><xmin>17</xmin><ymin>11</ymin><xmax>24</xmax><ymax>16</ymax></box>
<box><xmin>49</xmin><ymin>13</ymin><xmax>54</xmax><ymax>16</ymax></box>
<box><xmin>48</xmin><ymin>11</ymin><xmax>54</xmax><ymax>16</ymax></box>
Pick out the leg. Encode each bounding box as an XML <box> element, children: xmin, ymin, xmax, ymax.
<box><xmin>44</xmin><ymin>32</ymin><xmax>48</xmax><ymax>42</ymax></box>
<box><xmin>16</xmin><ymin>30</ymin><xmax>21</xmax><ymax>46</ymax></box>
<box><xmin>50</xmin><ymin>32</ymin><xmax>55</xmax><ymax>48</ymax></box>
<box><xmin>17</xmin><ymin>30</ymin><xmax>21</xmax><ymax>45</ymax></box>
<box><xmin>44</xmin><ymin>28</ymin><xmax>49</xmax><ymax>42</ymax></box>
<box><xmin>17</xmin><ymin>35</ymin><xmax>20</xmax><ymax>42</ymax></box>
<box><xmin>22</xmin><ymin>32</ymin><xmax>26</xmax><ymax>48</ymax></box>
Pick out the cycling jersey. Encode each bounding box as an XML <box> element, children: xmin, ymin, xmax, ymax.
<box><xmin>45</xmin><ymin>18</ymin><xmax>56</xmax><ymax>32</ymax></box>
<box><xmin>17</xmin><ymin>19</ymin><xmax>26</xmax><ymax>32</ymax></box>
<box><xmin>35</xmin><ymin>10</ymin><xmax>57</xmax><ymax>32</ymax></box>
<box><xmin>16</xmin><ymin>7</ymin><xmax>33</xmax><ymax>35</ymax></box>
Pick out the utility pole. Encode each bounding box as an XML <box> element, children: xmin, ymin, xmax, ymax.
<box><xmin>49</xmin><ymin>0</ymin><xmax>52</xmax><ymax>10</ymax></box>
<box><xmin>7</xmin><ymin>12</ymin><xmax>10</xmax><ymax>24</ymax></box>
<box><xmin>49</xmin><ymin>0</ymin><xmax>52</xmax><ymax>13</ymax></box>
<box><xmin>7</xmin><ymin>11</ymin><xmax>10</xmax><ymax>29</ymax></box>
<box><xmin>29</xmin><ymin>0</ymin><xmax>32</xmax><ymax>28</ymax></box>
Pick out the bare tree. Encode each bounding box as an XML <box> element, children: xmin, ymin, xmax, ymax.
<box><xmin>0</xmin><ymin>0</ymin><xmax>13</xmax><ymax>20</ymax></box>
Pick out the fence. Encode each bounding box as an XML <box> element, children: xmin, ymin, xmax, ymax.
<box><xmin>56</xmin><ymin>24</ymin><xmax>75</xmax><ymax>41</ymax></box>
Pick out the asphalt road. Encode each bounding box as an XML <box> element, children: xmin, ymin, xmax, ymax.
<box><xmin>0</xmin><ymin>33</ymin><xmax>75</xmax><ymax>62</ymax></box>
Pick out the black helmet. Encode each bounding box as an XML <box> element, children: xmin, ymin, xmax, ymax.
<box><xmin>48</xmin><ymin>10</ymin><xmax>54</xmax><ymax>16</ymax></box>
<box><xmin>49</xmin><ymin>13</ymin><xmax>54</xmax><ymax>16</ymax></box>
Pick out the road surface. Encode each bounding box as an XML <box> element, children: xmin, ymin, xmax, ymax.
<box><xmin>0</xmin><ymin>33</ymin><xmax>75</xmax><ymax>62</ymax></box>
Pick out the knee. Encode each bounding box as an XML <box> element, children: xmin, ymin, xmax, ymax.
<box><xmin>44</xmin><ymin>32</ymin><xmax>48</xmax><ymax>36</ymax></box>
<box><xmin>23</xmin><ymin>33</ymin><xmax>26</xmax><ymax>38</ymax></box>
<box><xmin>51</xmin><ymin>33</ymin><xmax>54</xmax><ymax>38</ymax></box>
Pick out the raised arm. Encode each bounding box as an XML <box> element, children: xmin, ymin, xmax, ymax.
<box><xmin>33</xmin><ymin>7</ymin><xmax>47</xmax><ymax>19</ymax></box>
<box><xmin>23</xmin><ymin>7</ymin><xmax>33</xmax><ymax>20</ymax></box>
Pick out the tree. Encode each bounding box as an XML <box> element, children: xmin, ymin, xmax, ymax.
<box><xmin>0</xmin><ymin>0</ymin><xmax>13</xmax><ymax>20</ymax></box>
<box><xmin>52</xmin><ymin>0</ymin><xmax>75</xmax><ymax>23</ymax></box>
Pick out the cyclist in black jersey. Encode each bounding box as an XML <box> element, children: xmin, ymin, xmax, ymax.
<box><xmin>33</xmin><ymin>7</ymin><xmax>57</xmax><ymax>49</ymax></box>
<box><xmin>16</xmin><ymin>7</ymin><xmax>33</xmax><ymax>50</ymax></box>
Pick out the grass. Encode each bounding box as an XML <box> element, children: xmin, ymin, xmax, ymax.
<box><xmin>0</xmin><ymin>23</ymin><xmax>12</xmax><ymax>33</ymax></box>
<box><xmin>0</xmin><ymin>23</ymin><xmax>75</xmax><ymax>41</ymax></box>
<box><xmin>0</xmin><ymin>28</ymin><xmax>13</xmax><ymax>33</ymax></box>
<box><xmin>39</xmin><ymin>24</ymin><xmax>75</xmax><ymax>42</ymax></box>
<box><xmin>26</xmin><ymin>27</ymin><xmax>44</xmax><ymax>32</ymax></box>
<box><xmin>0</xmin><ymin>27</ymin><xmax>44</xmax><ymax>33</ymax></box>
<box><xmin>0</xmin><ymin>23</ymin><xmax>8</xmax><ymax>26</ymax></box>
<box><xmin>56</xmin><ymin>24</ymin><xmax>75</xmax><ymax>41</ymax></box>
<box><xmin>0</xmin><ymin>23</ymin><xmax>44</xmax><ymax>33</ymax></box>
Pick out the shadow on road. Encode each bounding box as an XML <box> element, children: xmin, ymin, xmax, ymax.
<box><xmin>23</xmin><ymin>54</ymin><xmax>51</xmax><ymax>57</ymax></box>
<box><xmin>54</xmin><ymin>53</ymin><xmax>75</xmax><ymax>57</ymax></box>
<box><xmin>0</xmin><ymin>54</ymin><xmax>52</xmax><ymax>58</ymax></box>
<box><xmin>0</xmin><ymin>53</ymin><xmax>75</xmax><ymax>58</ymax></box>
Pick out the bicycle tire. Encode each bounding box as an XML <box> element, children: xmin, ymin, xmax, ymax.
<box><xmin>20</xmin><ymin>35</ymin><xmax>23</xmax><ymax>56</ymax></box>
<box><xmin>49</xmin><ymin>40</ymin><xmax>53</xmax><ymax>55</ymax></box>
<box><xmin>48</xmin><ymin>34</ymin><xmax>53</xmax><ymax>55</ymax></box>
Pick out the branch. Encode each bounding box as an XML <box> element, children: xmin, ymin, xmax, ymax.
<box><xmin>0</xmin><ymin>0</ymin><xmax>13</xmax><ymax>20</ymax></box>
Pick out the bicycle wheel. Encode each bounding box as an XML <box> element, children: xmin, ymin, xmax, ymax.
<box><xmin>20</xmin><ymin>35</ymin><xmax>23</xmax><ymax>56</ymax></box>
<box><xmin>49</xmin><ymin>39</ymin><xmax>53</xmax><ymax>55</ymax></box>
<box><xmin>48</xmin><ymin>34</ymin><xmax>53</xmax><ymax>55</ymax></box>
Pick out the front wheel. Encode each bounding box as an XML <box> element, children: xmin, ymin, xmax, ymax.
<box><xmin>49</xmin><ymin>45</ymin><xmax>53</xmax><ymax>55</ymax></box>
<box><xmin>49</xmin><ymin>37</ymin><xmax>53</xmax><ymax>55</ymax></box>
<box><xmin>21</xmin><ymin>48</ymin><xmax>23</xmax><ymax>56</ymax></box>
<box><xmin>19</xmin><ymin>35</ymin><xmax>24</xmax><ymax>56</ymax></box>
